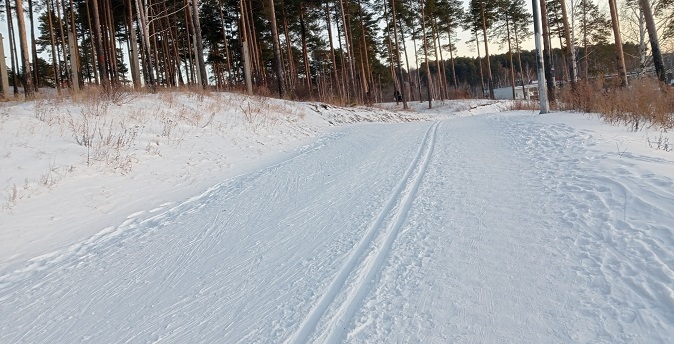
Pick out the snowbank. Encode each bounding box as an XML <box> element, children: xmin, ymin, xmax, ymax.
<box><xmin>0</xmin><ymin>91</ymin><xmax>429</xmax><ymax>272</ymax></box>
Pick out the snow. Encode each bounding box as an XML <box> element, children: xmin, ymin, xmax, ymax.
<box><xmin>1</xmin><ymin>93</ymin><xmax>673</xmax><ymax>343</ymax></box>
<box><xmin>0</xmin><ymin>90</ymin><xmax>430</xmax><ymax>272</ymax></box>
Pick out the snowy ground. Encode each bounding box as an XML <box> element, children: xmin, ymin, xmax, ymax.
<box><xmin>1</xmin><ymin>93</ymin><xmax>673</xmax><ymax>343</ymax></box>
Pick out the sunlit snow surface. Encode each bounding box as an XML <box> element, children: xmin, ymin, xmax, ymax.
<box><xmin>1</xmin><ymin>95</ymin><xmax>673</xmax><ymax>343</ymax></box>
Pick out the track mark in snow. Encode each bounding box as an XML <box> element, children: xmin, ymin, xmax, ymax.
<box><xmin>286</xmin><ymin>121</ymin><xmax>439</xmax><ymax>344</ymax></box>
<box><xmin>504</xmin><ymin>118</ymin><xmax>674</xmax><ymax>342</ymax></box>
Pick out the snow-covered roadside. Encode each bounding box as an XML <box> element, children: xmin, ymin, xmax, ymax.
<box><xmin>0</xmin><ymin>91</ymin><xmax>432</xmax><ymax>273</ymax></box>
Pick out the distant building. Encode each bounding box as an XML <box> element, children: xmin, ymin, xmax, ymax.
<box><xmin>493</xmin><ymin>84</ymin><xmax>539</xmax><ymax>100</ymax></box>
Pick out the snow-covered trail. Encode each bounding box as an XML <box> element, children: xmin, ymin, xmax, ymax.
<box><xmin>1</xmin><ymin>112</ymin><xmax>673</xmax><ymax>343</ymax></box>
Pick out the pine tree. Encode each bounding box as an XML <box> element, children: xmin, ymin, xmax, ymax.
<box><xmin>15</xmin><ymin>0</ymin><xmax>35</xmax><ymax>98</ymax></box>
<box><xmin>466</xmin><ymin>0</ymin><xmax>497</xmax><ymax>99</ymax></box>
<box><xmin>434</xmin><ymin>0</ymin><xmax>463</xmax><ymax>95</ymax></box>
<box><xmin>608</xmin><ymin>0</ymin><xmax>628</xmax><ymax>87</ymax></box>
<box><xmin>268</xmin><ymin>0</ymin><xmax>285</xmax><ymax>97</ymax></box>
<box><xmin>575</xmin><ymin>0</ymin><xmax>610</xmax><ymax>78</ymax></box>
<box><xmin>639</xmin><ymin>0</ymin><xmax>666</xmax><ymax>83</ymax></box>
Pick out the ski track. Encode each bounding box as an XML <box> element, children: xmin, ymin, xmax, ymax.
<box><xmin>1</xmin><ymin>112</ymin><xmax>674</xmax><ymax>343</ymax></box>
<box><xmin>0</xmin><ymin>122</ymin><xmax>432</xmax><ymax>343</ymax></box>
<box><xmin>286</xmin><ymin>122</ymin><xmax>438</xmax><ymax>344</ymax></box>
<box><xmin>342</xmin><ymin>114</ymin><xmax>567</xmax><ymax>343</ymax></box>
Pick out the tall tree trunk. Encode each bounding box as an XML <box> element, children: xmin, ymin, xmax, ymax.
<box><xmin>126</xmin><ymin>0</ymin><xmax>141</xmax><ymax>89</ymax></box>
<box><xmin>559</xmin><ymin>0</ymin><xmax>576</xmax><ymax>90</ymax></box>
<box><xmin>446</xmin><ymin>27</ymin><xmax>458</xmax><ymax>96</ymax></box>
<box><xmin>15</xmin><ymin>0</ymin><xmax>34</xmax><ymax>98</ymax></box>
<box><xmin>638</xmin><ymin>0</ymin><xmax>666</xmax><ymax>83</ymax></box>
<box><xmin>159</xmin><ymin>9</ymin><xmax>174</xmax><ymax>86</ymax></box>
<box><xmin>299</xmin><ymin>5</ymin><xmax>311</xmax><ymax>92</ymax></box>
<box><xmin>400</xmin><ymin>21</ymin><xmax>413</xmax><ymax>101</ymax></box>
<box><xmin>239</xmin><ymin>0</ymin><xmax>253</xmax><ymax>94</ymax></box>
<box><xmin>8</xmin><ymin>0</ymin><xmax>20</xmax><ymax>95</ymax></box>
<box><xmin>344</xmin><ymin>0</ymin><xmax>360</xmax><ymax>101</ymax></box>
<box><xmin>480</xmin><ymin>2</ymin><xmax>494</xmax><ymax>99</ymax></box>
<box><xmin>582</xmin><ymin>3</ymin><xmax>589</xmax><ymax>79</ymax></box>
<box><xmin>506</xmin><ymin>16</ymin><xmax>516</xmax><ymax>99</ymax></box>
<box><xmin>0</xmin><ymin>33</ymin><xmax>11</xmax><ymax>97</ymax></box>
<box><xmin>338</xmin><ymin>0</ymin><xmax>357</xmax><ymax>101</ymax></box>
<box><xmin>638</xmin><ymin>11</ymin><xmax>647</xmax><ymax>74</ymax></box>
<box><xmin>46</xmin><ymin>0</ymin><xmax>61</xmax><ymax>94</ymax></box>
<box><xmin>539</xmin><ymin>0</ymin><xmax>555</xmax><ymax>102</ymax></box>
<box><xmin>358</xmin><ymin>0</ymin><xmax>371</xmax><ymax>100</ymax></box>
<box><xmin>136</xmin><ymin>0</ymin><xmax>155</xmax><ymax>88</ymax></box>
<box><xmin>171</xmin><ymin>7</ymin><xmax>185</xmax><ymax>87</ymax></box>
<box><xmin>68</xmin><ymin>0</ymin><xmax>81</xmax><ymax>88</ymax></box>
<box><xmin>105</xmin><ymin>0</ymin><xmax>119</xmax><ymax>84</ymax></box>
<box><xmin>411</xmin><ymin>31</ymin><xmax>422</xmax><ymax>101</ymax></box>
<box><xmin>101</xmin><ymin>0</ymin><xmax>113</xmax><ymax>83</ymax></box>
<box><xmin>325</xmin><ymin>2</ymin><xmax>342</xmax><ymax>100</ymax></box>
<box><xmin>269</xmin><ymin>0</ymin><xmax>286</xmax><ymax>97</ymax></box>
<box><xmin>183</xmin><ymin>0</ymin><xmax>196</xmax><ymax>84</ymax></box>
<box><xmin>218</xmin><ymin>0</ymin><xmax>233</xmax><ymax>85</ymax></box>
<box><xmin>475</xmin><ymin>30</ymin><xmax>485</xmax><ymax>97</ymax></box>
<box><xmin>336</xmin><ymin>11</ymin><xmax>349</xmax><ymax>99</ymax></box>
<box><xmin>391</xmin><ymin>0</ymin><xmax>407</xmax><ymax>109</ymax></box>
<box><xmin>28</xmin><ymin>0</ymin><xmax>39</xmax><ymax>90</ymax></box>
<box><xmin>608</xmin><ymin>0</ymin><xmax>628</xmax><ymax>87</ymax></box>
<box><xmin>91</xmin><ymin>0</ymin><xmax>109</xmax><ymax>89</ymax></box>
<box><xmin>432</xmin><ymin>17</ymin><xmax>447</xmax><ymax>100</ymax></box>
<box><xmin>420</xmin><ymin>0</ymin><xmax>432</xmax><ymax>108</ymax></box>
<box><xmin>244</xmin><ymin>0</ymin><xmax>263</xmax><ymax>84</ymax></box>
<box><xmin>192</xmin><ymin>0</ymin><xmax>208</xmax><ymax>87</ymax></box>
<box><xmin>79</xmin><ymin>27</ymin><xmax>92</xmax><ymax>83</ymax></box>
<box><xmin>282</xmin><ymin>1</ymin><xmax>296</xmax><ymax>90</ymax></box>
<box><xmin>557</xmin><ymin>33</ymin><xmax>568</xmax><ymax>82</ymax></box>
<box><xmin>165</xmin><ymin>0</ymin><xmax>182</xmax><ymax>86</ymax></box>
<box><xmin>384</xmin><ymin>0</ymin><xmax>398</xmax><ymax>104</ymax></box>
<box><xmin>55</xmin><ymin>0</ymin><xmax>71</xmax><ymax>88</ymax></box>
<box><xmin>150</xmin><ymin>13</ymin><xmax>164</xmax><ymax>85</ymax></box>
<box><xmin>514</xmin><ymin>23</ymin><xmax>526</xmax><ymax>99</ymax></box>
<box><xmin>85</xmin><ymin>0</ymin><xmax>99</xmax><ymax>84</ymax></box>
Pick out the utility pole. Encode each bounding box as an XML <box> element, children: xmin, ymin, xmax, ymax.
<box><xmin>532</xmin><ymin>0</ymin><xmax>549</xmax><ymax>113</ymax></box>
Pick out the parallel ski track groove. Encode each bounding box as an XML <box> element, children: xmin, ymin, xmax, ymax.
<box><xmin>286</xmin><ymin>121</ymin><xmax>439</xmax><ymax>344</ymax></box>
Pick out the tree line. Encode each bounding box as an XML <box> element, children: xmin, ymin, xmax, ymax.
<box><xmin>1</xmin><ymin>0</ymin><xmax>673</xmax><ymax>105</ymax></box>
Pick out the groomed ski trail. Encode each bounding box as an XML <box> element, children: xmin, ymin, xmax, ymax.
<box><xmin>1</xmin><ymin>111</ymin><xmax>673</xmax><ymax>343</ymax></box>
<box><xmin>0</xmin><ymin>121</ymin><xmax>437</xmax><ymax>344</ymax></box>
<box><xmin>287</xmin><ymin>122</ymin><xmax>439</xmax><ymax>344</ymax></box>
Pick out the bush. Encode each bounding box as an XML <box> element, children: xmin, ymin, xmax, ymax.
<box><xmin>558</xmin><ymin>77</ymin><xmax>674</xmax><ymax>130</ymax></box>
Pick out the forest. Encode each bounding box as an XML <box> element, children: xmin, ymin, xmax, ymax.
<box><xmin>1</xmin><ymin>0</ymin><xmax>673</xmax><ymax>105</ymax></box>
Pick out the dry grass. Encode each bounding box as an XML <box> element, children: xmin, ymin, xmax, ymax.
<box><xmin>66</xmin><ymin>104</ymin><xmax>139</xmax><ymax>172</ymax></box>
<box><xmin>508</xmin><ymin>100</ymin><xmax>540</xmax><ymax>111</ymax></box>
<box><xmin>6</xmin><ymin>85</ymin><xmax>314</xmax><ymax>208</ymax></box>
<box><xmin>69</xmin><ymin>85</ymin><xmax>136</xmax><ymax>106</ymax></box>
<box><xmin>559</xmin><ymin>77</ymin><xmax>674</xmax><ymax>130</ymax></box>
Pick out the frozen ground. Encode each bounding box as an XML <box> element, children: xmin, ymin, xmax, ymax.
<box><xmin>1</xmin><ymin>93</ymin><xmax>673</xmax><ymax>343</ymax></box>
